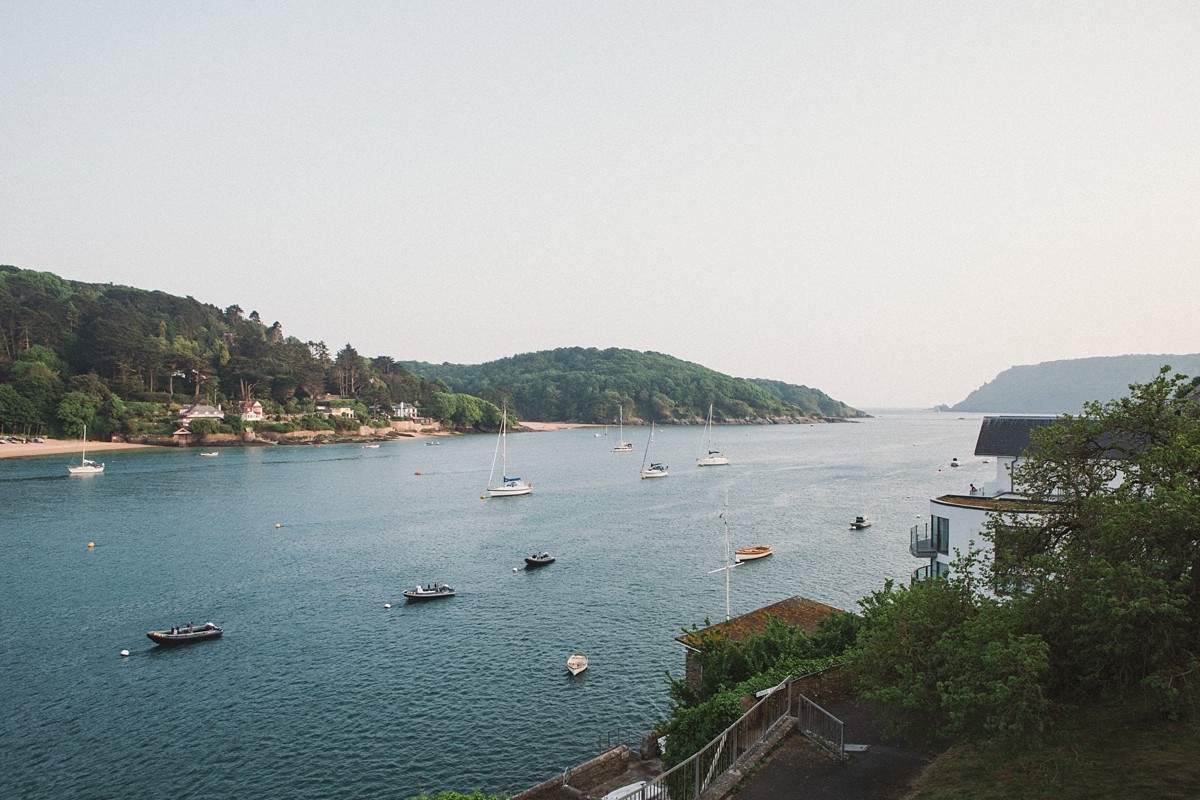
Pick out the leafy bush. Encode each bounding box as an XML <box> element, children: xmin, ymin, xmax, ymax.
<box><xmin>848</xmin><ymin>577</ymin><xmax>1051</xmax><ymax>748</ymax></box>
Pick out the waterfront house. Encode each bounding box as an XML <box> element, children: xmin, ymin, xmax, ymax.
<box><xmin>391</xmin><ymin>402</ymin><xmax>418</xmax><ymax>419</ymax></box>
<box><xmin>909</xmin><ymin>416</ymin><xmax>1058</xmax><ymax>583</ymax></box>
<box><xmin>239</xmin><ymin>400</ymin><xmax>264</xmax><ymax>422</ymax></box>
<box><xmin>675</xmin><ymin>595</ymin><xmax>842</xmax><ymax>690</ymax></box>
<box><xmin>179</xmin><ymin>403</ymin><xmax>225</xmax><ymax>422</ymax></box>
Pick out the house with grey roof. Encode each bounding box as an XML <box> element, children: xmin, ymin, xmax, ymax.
<box><xmin>179</xmin><ymin>403</ymin><xmax>225</xmax><ymax>422</ymax></box>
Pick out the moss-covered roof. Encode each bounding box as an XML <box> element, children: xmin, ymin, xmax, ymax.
<box><xmin>675</xmin><ymin>594</ymin><xmax>843</xmax><ymax>651</ymax></box>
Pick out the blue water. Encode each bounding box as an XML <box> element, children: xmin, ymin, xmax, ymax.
<box><xmin>0</xmin><ymin>413</ymin><xmax>992</xmax><ymax>797</ymax></box>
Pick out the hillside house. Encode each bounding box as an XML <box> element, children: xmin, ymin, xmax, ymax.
<box><xmin>391</xmin><ymin>402</ymin><xmax>418</xmax><ymax>419</ymax></box>
<box><xmin>179</xmin><ymin>403</ymin><xmax>225</xmax><ymax>422</ymax></box>
<box><xmin>239</xmin><ymin>400</ymin><xmax>264</xmax><ymax>422</ymax></box>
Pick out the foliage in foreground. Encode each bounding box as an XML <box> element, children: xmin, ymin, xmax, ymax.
<box><xmin>659</xmin><ymin>612</ymin><xmax>853</xmax><ymax>768</ymax></box>
<box><xmin>849</xmin><ymin>574</ymin><xmax>1052</xmax><ymax>748</ymax></box>
<box><xmin>405</xmin><ymin>792</ymin><xmax>505</xmax><ymax>800</ymax></box>
<box><xmin>847</xmin><ymin>368</ymin><xmax>1200</xmax><ymax>751</ymax></box>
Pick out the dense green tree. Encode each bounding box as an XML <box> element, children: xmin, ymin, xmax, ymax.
<box><xmin>56</xmin><ymin>391</ymin><xmax>102</xmax><ymax>438</ymax></box>
<box><xmin>187</xmin><ymin>418</ymin><xmax>220</xmax><ymax>436</ymax></box>
<box><xmin>989</xmin><ymin>367</ymin><xmax>1200</xmax><ymax>714</ymax></box>
<box><xmin>848</xmin><ymin>575</ymin><xmax>1051</xmax><ymax>746</ymax></box>
<box><xmin>10</xmin><ymin>359</ymin><xmax>63</xmax><ymax>421</ymax></box>
<box><xmin>426</xmin><ymin>392</ymin><xmax>498</xmax><ymax>429</ymax></box>
<box><xmin>0</xmin><ymin>383</ymin><xmax>39</xmax><ymax>432</ymax></box>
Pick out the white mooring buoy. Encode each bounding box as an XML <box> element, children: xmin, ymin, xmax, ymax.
<box><xmin>119</xmin><ymin>649</ymin><xmax>130</xmax><ymax>657</ymax></box>
<box><xmin>383</xmin><ymin>603</ymin><xmax>392</xmax><ymax>609</ymax></box>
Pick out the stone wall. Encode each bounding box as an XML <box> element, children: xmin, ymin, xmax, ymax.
<box><xmin>510</xmin><ymin>746</ymin><xmax>632</xmax><ymax>800</ymax></box>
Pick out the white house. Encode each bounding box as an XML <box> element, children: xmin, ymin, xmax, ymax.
<box><xmin>910</xmin><ymin>416</ymin><xmax>1057</xmax><ymax>584</ymax></box>
<box><xmin>327</xmin><ymin>406</ymin><xmax>356</xmax><ymax>419</ymax></box>
<box><xmin>391</xmin><ymin>402</ymin><xmax>418</xmax><ymax>419</ymax></box>
<box><xmin>239</xmin><ymin>400</ymin><xmax>265</xmax><ymax>422</ymax></box>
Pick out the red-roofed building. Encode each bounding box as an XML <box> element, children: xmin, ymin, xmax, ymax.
<box><xmin>239</xmin><ymin>400</ymin><xmax>264</xmax><ymax>422</ymax></box>
<box><xmin>675</xmin><ymin>595</ymin><xmax>843</xmax><ymax>689</ymax></box>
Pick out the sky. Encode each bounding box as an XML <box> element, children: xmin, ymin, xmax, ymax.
<box><xmin>3</xmin><ymin>2</ymin><xmax>1198</xmax><ymax>409</ymax></box>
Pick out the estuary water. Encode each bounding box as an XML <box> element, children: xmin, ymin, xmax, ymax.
<box><xmin>1</xmin><ymin>412</ymin><xmax>993</xmax><ymax>798</ymax></box>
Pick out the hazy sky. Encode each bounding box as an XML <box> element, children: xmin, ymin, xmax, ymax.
<box><xmin>4</xmin><ymin>3</ymin><xmax>1198</xmax><ymax>408</ymax></box>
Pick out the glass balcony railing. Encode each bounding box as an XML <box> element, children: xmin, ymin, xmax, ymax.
<box><xmin>911</xmin><ymin>561</ymin><xmax>950</xmax><ymax>583</ymax></box>
<box><xmin>910</xmin><ymin>523</ymin><xmax>936</xmax><ymax>557</ymax></box>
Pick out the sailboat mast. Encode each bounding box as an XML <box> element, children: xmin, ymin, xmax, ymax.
<box><xmin>723</xmin><ymin>499</ymin><xmax>732</xmax><ymax>620</ymax></box>
<box><xmin>640</xmin><ymin>421</ymin><xmax>654</xmax><ymax>470</ymax></box>
<box><xmin>487</xmin><ymin>406</ymin><xmax>504</xmax><ymax>486</ymax></box>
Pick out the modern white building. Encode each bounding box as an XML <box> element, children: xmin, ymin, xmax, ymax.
<box><xmin>910</xmin><ymin>416</ymin><xmax>1057</xmax><ymax>583</ymax></box>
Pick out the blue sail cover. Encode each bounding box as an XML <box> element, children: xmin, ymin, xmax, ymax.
<box><xmin>504</xmin><ymin>476</ymin><xmax>522</xmax><ymax>482</ymax></box>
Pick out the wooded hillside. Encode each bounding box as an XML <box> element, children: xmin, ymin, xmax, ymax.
<box><xmin>0</xmin><ymin>265</ymin><xmax>862</xmax><ymax>437</ymax></box>
<box><xmin>401</xmin><ymin>348</ymin><xmax>865</xmax><ymax>423</ymax></box>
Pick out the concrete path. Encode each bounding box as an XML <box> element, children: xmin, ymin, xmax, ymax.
<box><xmin>733</xmin><ymin>698</ymin><xmax>938</xmax><ymax>800</ymax></box>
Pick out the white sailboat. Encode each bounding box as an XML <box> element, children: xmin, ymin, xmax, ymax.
<box><xmin>611</xmin><ymin>408</ymin><xmax>633</xmax><ymax>452</ymax></box>
<box><xmin>67</xmin><ymin>425</ymin><xmax>105</xmax><ymax>475</ymax></box>
<box><xmin>486</xmin><ymin>404</ymin><xmax>532</xmax><ymax>497</ymax></box>
<box><xmin>640</xmin><ymin>421</ymin><xmax>668</xmax><ymax>479</ymax></box>
<box><xmin>696</xmin><ymin>403</ymin><xmax>730</xmax><ymax>466</ymax></box>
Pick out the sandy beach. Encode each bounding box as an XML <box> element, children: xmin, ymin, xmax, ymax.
<box><xmin>0</xmin><ymin>423</ymin><xmax>591</xmax><ymax>460</ymax></box>
<box><xmin>517</xmin><ymin>421</ymin><xmax>599</xmax><ymax>432</ymax></box>
<box><xmin>0</xmin><ymin>438</ymin><xmax>159</xmax><ymax>460</ymax></box>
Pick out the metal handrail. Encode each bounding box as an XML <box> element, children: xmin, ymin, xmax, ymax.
<box><xmin>627</xmin><ymin>669</ymin><xmax>844</xmax><ymax>800</ymax></box>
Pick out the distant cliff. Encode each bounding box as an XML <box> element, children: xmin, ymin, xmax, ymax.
<box><xmin>950</xmin><ymin>354</ymin><xmax>1200</xmax><ymax>414</ymax></box>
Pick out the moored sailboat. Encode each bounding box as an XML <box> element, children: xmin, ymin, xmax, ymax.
<box><xmin>67</xmin><ymin>425</ymin><xmax>105</xmax><ymax>475</ymax></box>
<box><xmin>487</xmin><ymin>404</ymin><xmax>532</xmax><ymax>497</ymax></box>
<box><xmin>612</xmin><ymin>408</ymin><xmax>634</xmax><ymax>452</ymax></box>
<box><xmin>696</xmin><ymin>403</ymin><xmax>730</xmax><ymax>466</ymax></box>
<box><xmin>640</xmin><ymin>421</ymin><xmax>668</xmax><ymax>479</ymax></box>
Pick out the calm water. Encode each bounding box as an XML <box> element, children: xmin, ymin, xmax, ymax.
<box><xmin>1</xmin><ymin>412</ymin><xmax>992</xmax><ymax>798</ymax></box>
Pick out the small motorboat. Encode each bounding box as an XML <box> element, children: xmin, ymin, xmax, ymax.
<box><xmin>147</xmin><ymin>622</ymin><xmax>223</xmax><ymax>645</ymax></box>
<box><xmin>403</xmin><ymin>583</ymin><xmax>455</xmax><ymax>602</ymax></box>
<box><xmin>198</xmin><ymin>451</ymin><xmax>219</xmax><ymax>457</ymax></box>
<box><xmin>567</xmin><ymin>652</ymin><xmax>589</xmax><ymax>676</ymax></box>
<box><xmin>362</xmin><ymin>443</ymin><xmax>380</xmax><ymax>449</ymax></box>
<box><xmin>850</xmin><ymin>516</ymin><xmax>873</xmax><ymax>529</ymax></box>
<box><xmin>525</xmin><ymin>552</ymin><xmax>555</xmax><ymax>568</ymax></box>
<box><xmin>734</xmin><ymin>545</ymin><xmax>774</xmax><ymax>562</ymax></box>
<box><xmin>949</xmin><ymin>457</ymin><xmax>960</xmax><ymax>467</ymax></box>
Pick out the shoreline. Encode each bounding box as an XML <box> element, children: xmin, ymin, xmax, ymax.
<box><xmin>0</xmin><ymin>439</ymin><xmax>159</xmax><ymax>460</ymax></box>
<box><xmin>0</xmin><ymin>419</ymin><xmax>821</xmax><ymax>461</ymax></box>
<box><xmin>0</xmin><ymin>424</ymin><xmax>588</xmax><ymax>461</ymax></box>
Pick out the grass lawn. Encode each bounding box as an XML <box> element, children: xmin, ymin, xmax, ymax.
<box><xmin>904</xmin><ymin>701</ymin><xmax>1200</xmax><ymax>800</ymax></box>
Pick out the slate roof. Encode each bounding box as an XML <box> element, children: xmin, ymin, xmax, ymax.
<box><xmin>676</xmin><ymin>595</ymin><xmax>843</xmax><ymax>651</ymax></box>
<box><xmin>973</xmin><ymin>416</ymin><xmax>1059</xmax><ymax>457</ymax></box>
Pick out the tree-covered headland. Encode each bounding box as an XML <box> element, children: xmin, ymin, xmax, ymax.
<box><xmin>402</xmin><ymin>348</ymin><xmax>865</xmax><ymax>423</ymax></box>
<box><xmin>0</xmin><ymin>265</ymin><xmax>862</xmax><ymax>440</ymax></box>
